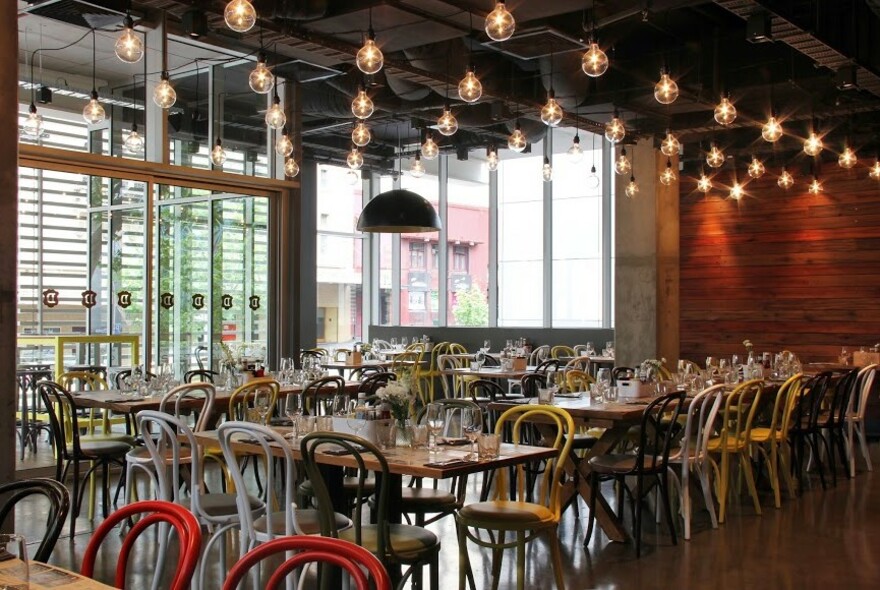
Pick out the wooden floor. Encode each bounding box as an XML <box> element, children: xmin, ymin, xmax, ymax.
<box><xmin>12</xmin><ymin>436</ymin><xmax>880</xmax><ymax>589</ymax></box>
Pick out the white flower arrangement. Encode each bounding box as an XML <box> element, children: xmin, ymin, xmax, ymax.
<box><xmin>376</xmin><ymin>379</ymin><xmax>417</xmax><ymax>423</ymax></box>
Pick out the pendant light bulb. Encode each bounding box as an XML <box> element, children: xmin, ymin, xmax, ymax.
<box><xmin>248</xmin><ymin>54</ymin><xmax>274</xmax><ymax>94</ymax></box>
<box><xmin>614</xmin><ymin>147</ymin><xmax>631</xmax><ymax>175</ymax></box>
<box><xmin>605</xmin><ymin>112</ymin><xmax>626</xmax><ymax>143</ymax></box>
<box><xmin>275</xmin><ymin>128</ymin><xmax>294</xmax><ymax>157</ymax></box>
<box><xmin>352</xmin><ymin>122</ymin><xmax>371</xmax><ymax>147</ymax></box>
<box><xmin>437</xmin><ymin>107</ymin><xmax>459</xmax><ymax>136</ymax></box>
<box><xmin>487</xmin><ymin>147</ymin><xmax>499</xmax><ymax>171</ymax></box>
<box><xmin>839</xmin><ymin>146</ymin><xmax>857</xmax><ymax>169</ymax></box>
<box><xmin>625</xmin><ymin>176</ymin><xmax>639</xmax><ymax>198</ymax></box>
<box><xmin>23</xmin><ymin>103</ymin><xmax>43</xmax><ymax>138</ymax></box>
<box><xmin>507</xmin><ymin>123</ymin><xmax>527</xmax><ymax>152</ymax></box>
<box><xmin>356</xmin><ymin>30</ymin><xmax>384</xmax><ymax>75</ymax></box>
<box><xmin>808</xmin><ymin>176</ymin><xmax>822</xmax><ymax>195</ymax></box>
<box><xmin>347</xmin><ymin>147</ymin><xmax>364</xmax><ymax>170</ymax></box>
<box><xmin>458</xmin><ymin>66</ymin><xmax>483</xmax><ymax>103</ymax></box>
<box><xmin>123</xmin><ymin>123</ymin><xmax>144</xmax><ymax>154</ymax></box>
<box><xmin>284</xmin><ymin>157</ymin><xmax>300</xmax><ymax>178</ymax></box>
<box><xmin>804</xmin><ymin>131</ymin><xmax>823</xmax><ymax>157</ymax></box>
<box><xmin>115</xmin><ymin>15</ymin><xmax>143</xmax><ymax>63</ymax></box>
<box><xmin>153</xmin><ymin>72</ymin><xmax>176</xmax><ymax>109</ymax></box>
<box><xmin>265</xmin><ymin>96</ymin><xmax>286</xmax><ymax>129</ymax></box>
<box><xmin>542</xmin><ymin>157</ymin><xmax>553</xmax><ymax>182</ymax></box>
<box><xmin>351</xmin><ymin>86</ymin><xmax>374</xmax><ymax>119</ymax></box>
<box><xmin>714</xmin><ymin>96</ymin><xmax>737</xmax><ymax>126</ymax></box>
<box><xmin>762</xmin><ymin>115</ymin><xmax>783</xmax><ymax>142</ymax></box>
<box><xmin>485</xmin><ymin>1</ymin><xmax>516</xmax><ymax>42</ymax></box>
<box><xmin>421</xmin><ymin>133</ymin><xmax>439</xmax><ymax>160</ymax></box>
<box><xmin>659</xmin><ymin>159</ymin><xmax>677</xmax><ymax>185</ymax></box>
<box><xmin>567</xmin><ymin>135</ymin><xmax>583</xmax><ymax>163</ymax></box>
<box><xmin>654</xmin><ymin>70</ymin><xmax>679</xmax><ymax>105</ymax></box>
<box><xmin>730</xmin><ymin>182</ymin><xmax>744</xmax><ymax>200</ymax></box>
<box><xmin>211</xmin><ymin>138</ymin><xmax>227</xmax><ymax>167</ymax></box>
<box><xmin>660</xmin><ymin>130</ymin><xmax>680</xmax><ymax>157</ymax></box>
<box><xmin>706</xmin><ymin>144</ymin><xmax>725</xmax><ymax>169</ymax></box>
<box><xmin>410</xmin><ymin>153</ymin><xmax>426</xmax><ymax>178</ymax></box>
<box><xmin>778</xmin><ymin>168</ymin><xmax>794</xmax><ymax>189</ymax></box>
<box><xmin>540</xmin><ymin>90</ymin><xmax>563</xmax><ymax>127</ymax></box>
<box><xmin>581</xmin><ymin>42</ymin><xmax>609</xmax><ymax>77</ymax></box>
<box><xmin>225</xmin><ymin>0</ymin><xmax>257</xmax><ymax>33</ymax></box>
<box><xmin>586</xmin><ymin>165</ymin><xmax>600</xmax><ymax>189</ymax></box>
<box><xmin>83</xmin><ymin>90</ymin><xmax>106</xmax><ymax>125</ymax></box>
<box><xmin>870</xmin><ymin>160</ymin><xmax>880</xmax><ymax>180</ymax></box>
<box><xmin>747</xmin><ymin>156</ymin><xmax>765</xmax><ymax>179</ymax></box>
<box><xmin>697</xmin><ymin>173</ymin><xmax>712</xmax><ymax>193</ymax></box>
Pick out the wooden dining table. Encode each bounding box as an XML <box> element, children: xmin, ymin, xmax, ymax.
<box><xmin>489</xmin><ymin>396</ymin><xmax>649</xmax><ymax>543</ymax></box>
<box><xmin>0</xmin><ymin>559</ymin><xmax>115</xmax><ymax>590</ymax></box>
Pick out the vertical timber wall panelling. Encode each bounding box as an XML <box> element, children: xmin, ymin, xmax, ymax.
<box><xmin>680</xmin><ymin>166</ymin><xmax>880</xmax><ymax>363</ymax></box>
<box><xmin>656</xmin><ymin>152</ymin><xmax>680</xmax><ymax>367</ymax></box>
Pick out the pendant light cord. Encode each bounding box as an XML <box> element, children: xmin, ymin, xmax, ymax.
<box><xmin>91</xmin><ymin>28</ymin><xmax>97</xmax><ymax>94</ymax></box>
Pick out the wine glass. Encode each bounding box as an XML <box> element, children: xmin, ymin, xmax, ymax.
<box><xmin>253</xmin><ymin>387</ymin><xmax>272</xmax><ymax>425</ymax></box>
<box><xmin>461</xmin><ymin>408</ymin><xmax>483</xmax><ymax>460</ymax></box>
<box><xmin>285</xmin><ymin>393</ymin><xmax>304</xmax><ymax>438</ymax></box>
<box><xmin>332</xmin><ymin>394</ymin><xmax>350</xmax><ymax>416</ymax></box>
<box><xmin>482</xmin><ymin>339</ymin><xmax>491</xmax><ymax>352</ymax></box>
<box><xmin>346</xmin><ymin>400</ymin><xmax>367</xmax><ymax>438</ymax></box>
<box><xmin>425</xmin><ymin>403</ymin><xmax>445</xmax><ymax>452</ymax></box>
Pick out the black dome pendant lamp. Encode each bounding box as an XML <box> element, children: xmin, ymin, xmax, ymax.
<box><xmin>356</xmin><ymin>127</ymin><xmax>441</xmax><ymax>233</ymax></box>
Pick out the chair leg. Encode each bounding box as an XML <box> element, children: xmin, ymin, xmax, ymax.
<box><xmin>70</xmin><ymin>460</ymin><xmax>81</xmax><ymax>537</ymax></box>
<box><xmin>768</xmin><ymin>442</ymin><xmax>781</xmax><ymax>509</ymax></box>
<box><xmin>739</xmin><ymin>452</ymin><xmax>762</xmax><ymax>516</ymax></box>
<box><xmin>547</xmin><ymin>527</ymin><xmax>565</xmax><ymax>590</ymax></box>
<box><xmin>698</xmin><ymin>465</ymin><xmax>718</xmax><ymax>530</ymax></box>
<box><xmin>857</xmin><ymin>424</ymin><xmax>873</xmax><ymax>473</ymax></box>
<box><xmin>491</xmin><ymin>530</ymin><xmax>505</xmax><ymax>590</ymax></box>
<box><xmin>718</xmin><ymin>450</ymin><xmax>730</xmax><ymax>524</ymax></box>
<box><xmin>516</xmin><ymin>531</ymin><xmax>526</xmax><ymax>590</ymax></box>
<box><xmin>659</xmin><ymin>472</ymin><xmax>677</xmax><ymax>545</ymax></box>
<box><xmin>585</xmin><ymin>472</ymin><xmax>598</xmax><ymax>547</ymax></box>
<box><xmin>634</xmin><ymin>474</ymin><xmax>644</xmax><ymax>558</ymax></box>
<box><xmin>456</xmin><ymin>520</ymin><xmax>471</xmax><ymax>590</ymax></box>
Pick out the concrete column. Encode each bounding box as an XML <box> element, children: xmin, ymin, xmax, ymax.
<box><xmin>614</xmin><ymin>138</ymin><xmax>658</xmax><ymax>367</ymax></box>
<box><xmin>1</xmin><ymin>0</ymin><xmax>19</xmax><ymax>518</ymax></box>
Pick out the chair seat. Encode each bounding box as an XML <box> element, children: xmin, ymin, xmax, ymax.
<box><xmin>748</xmin><ymin>427</ymin><xmax>785</xmax><ymax>444</ymax></box>
<box><xmin>82</xmin><ymin>433</ymin><xmax>136</xmax><ymax>445</ymax></box>
<box><xmin>400</xmin><ymin>487</ymin><xmax>457</xmax><ymax>509</ymax></box>
<box><xmin>588</xmin><ymin>453</ymin><xmax>668</xmax><ymax>474</ymax></box>
<box><xmin>458</xmin><ymin>500</ymin><xmax>555</xmax><ymax>527</ymax></box>
<box><xmin>194</xmin><ymin>492</ymin><xmax>261</xmax><ymax>517</ymax></box>
<box><xmin>77</xmin><ymin>439</ymin><xmax>132</xmax><ymax>458</ymax></box>
<box><xmin>126</xmin><ymin>446</ymin><xmax>193</xmax><ymax>464</ymax></box>
<box><xmin>706</xmin><ymin>437</ymin><xmax>747</xmax><ymax>452</ymax></box>
<box><xmin>339</xmin><ymin>523</ymin><xmax>439</xmax><ymax>558</ymax></box>
<box><xmin>299</xmin><ymin>476</ymin><xmax>376</xmax><ymax>497</ymax></box>
<box><xmin>254</xmin><ymin>508</ymin><xmax>351</xmax><ymax>536</ymax></box>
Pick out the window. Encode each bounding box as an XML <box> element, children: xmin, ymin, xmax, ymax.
<box><xmin>400</xmin><ymin>168</ymin><xmax>439</xmax><ymax>327</ymax></box>
<box><xmin>452</xmin><ymin>246</ymin><xmax>469</xmax><ymax>272</ymax></box>
<box><xmin>409</xmin><ymin>242</ymin><xmax>426</xmax><ymax>269</ymax></box>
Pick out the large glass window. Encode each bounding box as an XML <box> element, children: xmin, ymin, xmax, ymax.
<box><xmin>400</xmin><ymin>169</ymin><xmax>440</xmax><ymax>327</ymax></box>
<box><xmin>316</xmin><ymin>165</ymin><xmax>363</xmax><ymax>347</ymax></box>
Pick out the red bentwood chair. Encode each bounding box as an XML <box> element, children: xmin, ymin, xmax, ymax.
<box><xmin>80</xmin><ymin>500</ymin><xmax>202</xmax><ymax>590</ymax></box>
<box><xmin>222</xmin><ymin>535</ymin><xmax>393</xmax><ymax>590</ymax></box>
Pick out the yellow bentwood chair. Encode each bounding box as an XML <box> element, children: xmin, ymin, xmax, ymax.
<box><xmin>455</xmin><ymin>405</ymin><xmax>574</xmax><ymax>590</ymax></box>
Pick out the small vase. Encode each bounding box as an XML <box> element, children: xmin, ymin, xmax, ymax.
<box><xmin>396</xmin><ymin>419</ymin><xmax>411</xmax><ymax>447</ymax></box>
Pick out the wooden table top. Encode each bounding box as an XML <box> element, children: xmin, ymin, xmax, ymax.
<box><xmin>440</xmin><ymin>365</ymin><xmax>538</xmax><ymax>380</ymax></box>
<box><xmin>0</xmin><ymin>559</ymin><xmax>115</xmax><ymax>590</ymax></box>
<box><xmin>320</xmin><ymin>359</ymin><xmax>390</xmax><ymax>370</ymax></box>
<box><xmin>73</xmin><ymin>381</ymin><xmax>361</xmax><ymax>414</ymax></box>
<box><xmin>489</xmin><ymin>396</ymin><xmax>654</xmax><ymax>428</ymax></box>
<box><xmin>194</xmin><ymin>427</ymin><xmax>556</xmax><ymax>480</ymax></box>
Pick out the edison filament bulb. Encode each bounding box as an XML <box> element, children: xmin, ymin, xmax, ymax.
<box><xmin>115</xmin><ymin>15</ymin><xmax>143</xmax><ymax>63</ymax></box>
<box><xmin>437</xmin><ymin>108</ymin><xmax>458</xmax><ymax>136</ymax></box>
<box><xmin>487</xmin><ymin>148</ymin><xmax>499</xmax><ymax>171</ymax></box>
<box><xmin>123</xmin><ymin>124</ymin><xmax>144</xmax><ymax>154</ymax></box>
<box><xmin>654</xmin><ymin>71</ymin><xmax>679</xmax><ymax>105</ymax></box>
<box><xmin>284</xmin><ymin>157</ymin><xmax>300</xmax><ymax>178</ymax></box>
<box><xmin>660</xmin><ymin>131</ymin><xmax>680</xmax><ymax>157</ymax></box>
<box><xmin>210</xmin><ymin>138</ymin><xmax>227</xmax><ymax>167</ymax></box>
<box><xmin>542</xmin><ymin>157</ymin><xmax>552</xmax><ymax>182</ymax></box>
<box><xmin>508</xmin><ymin>124</ymin><xmax>527</xmax><ymax>152</ymax></box>
<box><xmin>352</xmin><ymin>122</ymin><xmax>371</xmax><ymax>147</ymax></box>
<box><xmin>870</xmin><ymin>160</ymin><xmax>880</xmax><ymax>180</ymax></box>
<box><xmin>762</xmin><ymin>116</ymin><xmax>783</xmax><ymax>142</ymax></box>
<box><xmin>808</xmin><ymin>177</ymin><xmax>822</xmax><ymax>195</ymax></box>
<box><xmin>410</xmin><ymin>153</ymin><xmax>425</xmax><ymax>178</ymax></box>
<box><xmin>275</xmin><ymin>129</ymin><xmax>294</xmax><ymax>157</ymax></box>
<box><xmin>697</xmin><ymin>174</ymin><xmax>712</xmax><ymax>193</ymax></box>
<box><xmin>706</xmin><ymin>144</ymin><xmax>724</xmax><ymax>169</ymax></box>
<box><xmin>351</xmin><ymin>87</ymin><xmax>374</xmax><ymax>119</ymax></box>
<box><xmin>605</xmin><ymin>113</ymin><xmax>625</xmax><ymax>143</ymax></box>
<box><xmin>839</xmin><ymin>146</ymin><xmax>857</xmax><ymax>169</ymax></box>
<box><xmin>83</xmin><ymin>91</ymin><xmax>106</xmax><ymax>124</ymax></box>
<box><xmin>625</xmin><ymin>177</ymin><xmax>639</xmax><ymax>198</ymax></box>
<box><xmin>23</xmin><ymin>103</ymin><xmax>43</xmax><ymax>138</ymax></box>
<box><xmin>356</xmin><ymin>32</ymin><xmax>384</xmax><ymax>75</ymax></box>
<box><xmin>225</xmin><ymin>0</ymin><xmax>257</xmax><ymax>33</ymax></box>
<box><xmin>581</xmin><ymin>42</ymin><xmax>609</xmax><ymax>77</ymax></box>
<box><xmin>153</xmin><ymin>72</ymin><xmax>176</xmax><ymax>109</ymax></box>
<box><xmin>659</xmin><ymin>160</ymin><xmax>677</xmax><ymax>186</ymax></box>
<box><xmin>730</xmin><ymin>182</ymin><xmax>744</xmax><ymax>200</ymax></box>
<box><xmin>567</xmin><ymin>135</ymin><xmax>583</xmax><ymax>163</ymax></box>
<box><xmin>421</xmin><ymin>134</ymin><xmax>439</xmax><ymax>160</ymax></box>
<box><xmin>485</xmin><ymin>1</ymin><xmax>515</xmax><ymax>42</ymax></box>
<box><xmin>347</xmin><ymin>147</ymin><xmax>364</xmax><ymax>170</ymax></box>
<box><xmin>265</xmin><ymin>96</ymin><xmax>286</xmax><ymax>129</ymax></box>
<box><xmin>248</xmin><ymin>54</ymin><xmax>274</xmax><ymax>94</ymax></box>
<box><xmin>540</xmin><ymin>91</ymin><xmax>563</xmax><ymax>127</ymax></box>
<box><xmin>778</xmin><ymin>168</ymin><xmax>794</xmax><ymax>189</ymax></box>
<box><xmin>803</xmin><ymin>132</ymin><xmax>823</xmax><ymax>157</ymax></box>
<box><xmin>748</xmin><ymin>156</ymin><xmax>765</xmax><ymax>179</ymax></box>
<box><xmin>614</xmin><ymin>148</ymin><xmax>631</xmax><ymax>175</ymax></box>
<box><xmin>714</xmin><ymin>96</ymin><xmax>737</xmax><ymax>126</ymax></box>
<box><xmin>458</xmin><ymin>66</ymin><xmax>482</xmax><ymax>103</ymax></box>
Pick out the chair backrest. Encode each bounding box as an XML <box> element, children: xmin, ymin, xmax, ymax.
<box><xmin>634</xmin><ymin>391</ymin><xmax>687</xmax><ymax>472</ymax></box>
<box><xmin>58</xmin><ymin>371</ymin><xmax>108</xmax><ymax>392</ymax></box>
<box><xmin>38</xmin><ymin>381</ymin><xmax>83</xmax><ymax>459</ymax></box>
<box><xmin>227</xmin><ymin>378</ymin><xmax>280</xmax><ymax>421</ymax></box>
<box><xmin>790</xmin><ymin>372</ymin><xmax>834</xmax><ymax>431</ymax></box>
<box><xmin>550</xmin><ymin>345</ymin><xmax>575</xmax><ymax>359</ymax></box>
<box><xmin>534</xmin><ymin>358</ymin><xmax>561</xmax><ymax>374</ymax></box>
<box><xmin>467</xmin><ymin>378</ymin><xmax>506</xmax><ymax>401</ymax></box>
<box><xmin>300</xmin><ymin>433</ymin><xmax>394</xmax><ymax>559</ymax></box>
<box><xmin>194</xmin><ymin>345</ymin><xmax>209</xmax><ymax>371</ymax></box>
<box><xmin>81</xmin><ymin>500</ymin><xmax>201</xmax><ymax>590</ymax></box>
<box><xmin>565</xmin><ymin>369</ymin><xmax>594</xmax><ymax>392</ymax></box>
<box><xmin>573</xmin><ymin>344</ymin><xmax>589</xmax><ymax>356</ymax></box>
<box><xmin>357</xmin><ymin>372</ymin><xmax>396</xmax><ymax>396</ymax></box>
<box><xmin>373</xmin><ymin>339</ymin><xmax>392</xmax><ymax>350</ymax></box>
<box><xmin>528</xmin><ymin>345</ymin><xmax>550</xmax><ymax>365</ymax></box>
<box><xmin>301</xmin><ymin>375</ymin><xmax>346</xmax><ymax>415</ymax></box>
<box><xmin>767</xmin><ymin>373</ymin><xmax>804</xmax><ymax>436</ymax></box>
<box><xmin>183</xmin><ymin>369</ymin><xmax>218</xmax><ymax>384</ymax></box>
<box><xmin>334</xmin><ymin>348</ymin><xmax>352</xmax><ymax>361</ymax></box>
<box><xmin>564</xmin><ymin>356</ymin><xmax>591</xmax><ymax>372</ymax></box>
<box><xmin>349</xmin><ymin>365</ymin><xmax>383</xmax><ymax>381</ymax></box>
<box><xmin>0</xmin><ymin>478</ymin><xmax>69</xmax><ymax>562</ymax></box>
<box><xmin>825</xmin><ymin>369</ymin><xmax>859</xmax><ymax>427</ymax></box>
<box><xmin>520</xmin><ymin>373</ymin><xmax>546</xmax><ymax>398</ymax></box>
<box><xmin>218</xmin><ymin>421</ymin><xmax>296</xmax><ymax>541</ymax></box>
<box><xmin>719</xmin><ymin>379</ymin><xmax>765</xmax><ymax>445</ymax></box>
<box><xmin>448</xmin><ymin>342</ymin><xmax>468</xmax><ymax>354</ymax></box>
<box><xmin>611</xmin><ymin>366</ymin><xmax>635</xmax><ymax>384</ymax></box>
<box><xmin>136</xmin><ymin>411</ymin><xmax>200</xmax><ymax>504</ymax></box>
<box><xmin>222</xmin><ymin>536</ymin><xmax>392</xmax><ymax>590</ymax></box>
<box><xmin>114</xmin><ymin>369</ymin><xmax>156</xmax><ymax>389</ymax></box>
<box><xmin>852</xmin><ymin>364</ymin><xmax>879</xmax><ymax>420</ymax></box>
<box><xmin>159</xmin><ymin>382</ymin><xmax>216</xmax><ymax>432</ymax></box>
<box><xmin>390</xmin><ymin>351</ymin><xmax>420</xmax><ymax>383</ymax></box>
<box><xmin>491</xmin><ymin>405</ymin><xmax>575</xmax><ymax>521</ymax></box>
<box><xmin>677</xmin><ymin>384</ymin><xmax>725</xmax><ymax>464</ymax></box>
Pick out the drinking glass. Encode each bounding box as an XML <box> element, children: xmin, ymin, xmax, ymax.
<box><xmin>0</xmin><ymin>533</ymin><xmax>28</xmax><ymax>587</ymax></box>
<box><xmin>285</xmin><ymin>393</ymin><xmax>304</xmax><ymax>439</ymax></box>
<box><xmin>390</xmin><ymin>337</ymin><xmax>397</xmax><ymax>349</ymax></box>
<box><xmin>705</xmin><ymin>356</ymin><xmax>715</xmax><ymax>371</ymax></box>
<box><xmin>478</xmin><ymin>433</ymin><xmax>500</xmax><ymax>459</ymax></box>
<box><xmin>731</xmin><ymin>355</ymin><xmax>741</xmax><ymax>368</ymax></box>
<box><xmin>253</xmin><ymin>387</ymin><xmax>272</xmax><ymax>425</ymax></box>
<box><xmin>482</xmin><ymin>340</ymin><xmax>491</xmax><ymax>352</ymax></box>
<box><xmin>596</xmin><ymin>368</ymin><xmax>612</xmax><ymax>389</ymax></box>
<box><xmin>346</xmin><ymin>401</ymin><xmax>367</xmax><ymax>438</ymax></box>
<box><xmin>461</xmin><ymin>408</ymin><xmax>483</xmax><ymax>460</ymax></box>
<box><xmin>332</xmin><ymin>394</ymin><xmax>350</xmax><ymax>417</ymax></box>
<box><xmin>425</xmin><ymin>403</ymin><xmax>445</xmax><ymax>452</ymax></box>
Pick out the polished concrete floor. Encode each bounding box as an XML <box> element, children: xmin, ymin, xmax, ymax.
<box><xmin>12</xmin><ymin>437</ymin><xmax>880</xmax><ymax>589</ymax></box>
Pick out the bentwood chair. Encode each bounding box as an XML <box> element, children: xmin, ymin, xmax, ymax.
<box><xmin>39</xmin><ymin>381</ymin><xmax>132</xmax><ymax>537</ymax></box>
<box><xmin>586</xmin><ymin>391</ymin><xmax>686</xmax><ymax>557</ymax></box>
<box><xmin>300</xmin><ymin>432</ymin><xmax>441</xmax><ymax>590</ymax></box>
<box><xmin>847</xmin><ymin>364</ymin><xmax>878</xmax><ymax>476</ymax></box>
<box><xmin>789</xmin><ymin>372</ymin><xmax>835</xmax><ymax>492</ymax></box>
<box><xmin>301</xmin><ymin>376</ymin><xmax>346</xmax><ymax>415</ymax></box>
<box><xmin>223</xmin><ymin>536</ymin><xmax>392</xmax><ymax>590</ymax></box>
<box><xmin>0</xmin><ymin>478</ymin><xmax>69</xmax><ymax>562</ymax></box>
<box><xmin>183</xmin><ymin>369</ymin><xmax>219</xmax><ymax>383</ymax></box>
<box><xmin>81</xmin><ymin>500</ymin><xmax>201</xmax><ymax>590</ymax></box>
<box><xmin>456</xmin><ymin>405</ymin><xmax>574</xmax><ymax>590</ymax></box>
<box><xmin>816</xmin><ymin>368</ymin><xmax>859</xmax><ymax>486</ymax></box>
<box><xmin>550</xmin><ymin>345</ymin><xmax>576</xmax><ymax>359</ymax></box>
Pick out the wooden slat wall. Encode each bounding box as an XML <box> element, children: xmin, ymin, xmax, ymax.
<box><xmin>680</xmin><ymin>166</ymin><xmax>880</xmax><ymax>364</ymax></box>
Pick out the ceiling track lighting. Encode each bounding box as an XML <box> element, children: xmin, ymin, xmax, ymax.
<box><xmin>654</xmin><ymin>68</ymin><xmax>679</xmax><ymax>105</ymax></box>
<box><xmin>211</xmin><ymin>137</ymin><xmax>227</xmax><ymax>167</ymax></box>
<box><xmin>485</xmin><ymin>1</ymin><xmax>515</xmax><ymax>42</ymax></box>
<box><xmin>225</xmin><ymin>0</ymin><xmax>257</xmax><ymax>33</ymax></box>
<box><xmin>115</xmin><ymin>12</ymin><xmax>143</xmax><ymax>63</ymax></box>
<box><xmin>714</xmin><ymin>95</ymin><xmax>737</xmax><ymax>126</ymax></box>
<box><xmin>249</xmin><ymin>52</ymin><xmax>274</xmax><ymax>94</ymax></box>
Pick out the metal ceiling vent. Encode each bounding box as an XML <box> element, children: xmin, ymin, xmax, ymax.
<box><xmin>482</xmin><ymin>27</ymin><xmax>587</xmax><ymax>60</ymax></box>
<box><xmin>20</xmin><ymin>0</ymin><xmax>128</xmax><ymax>29</ymax></box>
